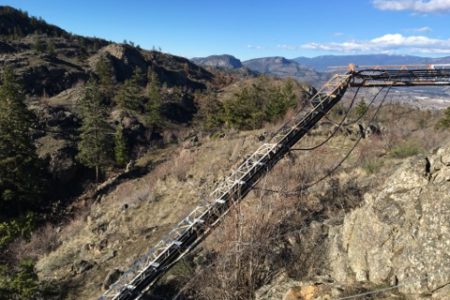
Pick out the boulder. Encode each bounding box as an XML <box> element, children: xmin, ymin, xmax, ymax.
<box><xmin>283</xmin><ymin>286</ymin><xmax>320</xmax><ymax>300</ymax></box>
<box><xmin>258</xmin><ymin>144</ymin><xmax>450</xmax><ymax>300</ymax></box>
<box><xmin>256</xmin><ymin>273</ymin><xmax>337</xmax><ymax>300</ymax></box>
<box><xmin>328</xmin><ymin>148</ymin><xmax>450</xmax><ymax>296</ymax></box>
<box><xmin>103</xmin><ymin>269</ymin><xmax>123</xmax><ymax>290</ymax></box>
<box><xmin>72</xmin><ymin>260</ymin><xmax>94</xmax><ymax>274</ymax></box>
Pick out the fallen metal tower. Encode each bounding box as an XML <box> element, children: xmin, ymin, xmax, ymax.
<box><xmin>100</xmin><ymin>66</ymin><xmax>450</xmax><ymax>300</ymax></box>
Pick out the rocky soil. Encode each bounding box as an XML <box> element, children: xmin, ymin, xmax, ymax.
<box><xmin>34</xmin><ymin>129</ymin><xmax>270</xmax><ymax>299</ymax></box>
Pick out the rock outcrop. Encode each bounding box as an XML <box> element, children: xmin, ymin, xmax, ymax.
<box><xmin>328</xmin><ymin>149</ymin><xmax>450</xmax><ymax>298</ymax></box>
<box><xmin>192</xmin><ymin>54</ymin><xmax>243</xmax><ymax>69</ymax></box>
<box><xmin>258</xmin><ymin>144</ymin><xmax>450</xmax><ymax>299</ymax></box>
<box><xmin>242</xmin><ymin>56</ymin><xmax>329</xmax><ymax>85</ymax></box>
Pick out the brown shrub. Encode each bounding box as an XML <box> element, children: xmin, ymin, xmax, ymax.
<box><xmin>7</xmin><ymin>223</ymin><xmax>60</xmax><ymax>263</ymax></box>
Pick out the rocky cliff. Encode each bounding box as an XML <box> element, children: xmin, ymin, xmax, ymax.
<box><xmin>243</xmin><ymin>56</ymin><xmax>329</xmax><ymax>85</ymax></box>
<box><xmin>192</xmin><ymin>54</ymin><xmax>243</xmax><ymax>69</ymax></box>
<box><xmin>257</xmin><ymin>144</ymin><xmax>450</xmax><ymax>300</ymax></box>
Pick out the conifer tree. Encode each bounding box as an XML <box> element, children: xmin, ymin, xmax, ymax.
<box><xmin>0</xmin><ymin>68</ymin><xmax>46</xmax><ymax>217</ymax></box>
<box><xmin>355</xmin><ymin>99</ymin><xmax>369</xmax><ymax>118</ymax></box>
<box><xmin>146</xmin><ymin>69</ymin><xmax>163</xmax><ymax>126</ymax></box>
<box><xmin>47</xmin><ymin>40</ymin><xmax>56</xmax><ymax>56</ymax></box>
<box><xmin>77</xmin><ymin>80</ymin><xmax>112</xmax><ymax>181</ymax></box>
<box><xmin>95</xmin><ymin>56</ymin><xmax>115</xmax><ymax>99</ymax></box>
<box><xmin>33</xmin><ymin>37</ymin><xmax>46</xmax><ymax>53</ymax></box>
<box><xmin>115</xmin><ymin>78</ymin><xmax>141</xmax><ymax>111</ymax></box>
<box><xmin>131</xmin><ymin>67</ymin><xmax>146</xmax><ymax>87</ymax></box>
<box><xmin>282</xmin><ymin>79</ymin><xmax>298</xmax><ymax>108</ymax></box>
<box><xmin>114</xmin><ymin>125</ymin><xmax>128</xmax><ymax>166</ymax></box>
<box><xmin>196</xmin><ymin>90</ymin><xmax>224</xmax><ymax>129</ymax></box>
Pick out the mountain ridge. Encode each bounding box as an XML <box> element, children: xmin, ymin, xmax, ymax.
<box><xmin>295</xmin><ymin>54</ymin><xmax>450</xmax><ymax>71</ymax></box>
<box><xmin>241</xmin><ymin>56</ymin><xmax>329</xmax><ymax>84</ymax></box>
<box><xmin>193</xmin><ymin>53</ymin><xmax>450</xmax><ymax>74</ymax></box>
<box><xmin>191</xmin><ymin>54</ymin><xmax>243</xmax><ymax>69</ymax></box>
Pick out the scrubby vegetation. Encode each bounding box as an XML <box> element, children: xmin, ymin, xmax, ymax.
<box><xmin>196</xmin><ymin>77</ymin><xmax>308</xmax><ymax>131</ymax></box>
<box><xmin>361</xmin><ymin>158</ymin><xmax>384</xmax><ymax>174</ymax></box>
<box><xmin>0</xmin><ymin>259</ymin><xmax>40</xmax><ymax>300</ymax></box>
<box><xmin>389</xmin><ymin>140</ymin><xmax>423</xmax><ymax>158</ymax></box>
<box><xmin>436</xmin><ymin>106</ymin><xmax>450</xmax><ymax>129</ymax></box>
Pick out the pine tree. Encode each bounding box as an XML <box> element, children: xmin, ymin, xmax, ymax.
<box><xmin>224</xmin><ymin>85</ymin><xmax>265</xmax><ymax>130</ymax></box>
<box><xmin>131</xmin><ymin>67</ymin><xmax>146</xmax><ymax>87</ymax></box>
<box><xmin>114</xmin><ymin>125</ymin><xmax>128</xmax><ymax>166</ymax></box>
<box><xmin>282</xmin><ymin>79</ymin><xmax>298</xmax><ymax>108</ymax></box>
<box><xmin>77</xmin><ymin>80</ymin><xmax>112</xmax><ymax>181</ymax></box>
<box><xmin>33</xmin><ymin>37</ymin><xmax>46</xmax><ymax>53</ymax></box>
<box><xmin>0</xmin><ymin>68</ymin><xmax>46</xmax><ymax>217</ymax></box>
<box><xmin>47</xmin><ymin>40</ymin><xmax>56</xmax><ymax>56</ymax></box>
<box><xmin>146</xmin><ymin>69</ymin><xmax>163</xmax><ymax>126</ymax></box>
<box><xmin>196</xmin><ymin>90</ymin><xmax>224</xmax><ymax>129</ymax></box>
<box><xmin>114</xmin><ymin>71</ymin><xmax>141</xmax><ymax>111</ymax></box>
<box><xmin>355</xmin><ymin>99</ymin><xmax>369</xmax><ymax>118</ymax></box>
<box><xmin>95</xmin><ymin>56</ymin><xmax>115</xmax><ymax>99</ymax></box>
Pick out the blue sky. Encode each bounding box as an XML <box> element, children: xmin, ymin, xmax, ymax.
<box><xmin>3</xmin><ymin>0</ymin><xmax>450</xmax><ymax>60</ymax></box>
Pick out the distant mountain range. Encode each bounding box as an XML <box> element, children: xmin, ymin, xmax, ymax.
<box><xmin>294</xmin><ymin>54</ymin><xmax>450</xmax><ymax>71</ymax></box>
<box><xmin>191</xmin><ymin>54</ymin><xmax>328</xmax><ymax>85</ymax></box>
<box><xmin>191</xmin><ymin>54</ymin><xmax>450</xmax><ymax>81</ymax></box>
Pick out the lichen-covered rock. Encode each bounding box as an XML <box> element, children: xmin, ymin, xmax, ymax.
<box><xmin>258</xmin><ymin>145</ymin><xmax>450</xmax><ymax>300</ymax></box>
<box><xmin>328</xmin><ymin>147</ymin><xmax>450</xmax><ymax>298</ymax></box>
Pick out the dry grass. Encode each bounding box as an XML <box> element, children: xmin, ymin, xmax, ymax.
<box><xmin>32</xmin><ymin>100</ymin><xmax>450</xmax><ymax>299</ymax></box>
<box><xmin>34</xmin><ymin>128</ymin><xmax>268</xmax><ymax>299</ymax></box>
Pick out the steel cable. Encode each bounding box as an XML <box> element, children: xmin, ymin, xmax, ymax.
<box><xmin>255</xmin><ymin>86</ymin><xmax>392</xmax><ymax>196</ymax></box>
<box><xmin>290</xmin><ymin>86</ymin><xmax>361</xmax><ymax>151</ymax></box>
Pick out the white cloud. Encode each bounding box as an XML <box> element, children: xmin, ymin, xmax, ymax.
<box><xmin>277</xmin><ymin>44</ymin><xmax>297</xmax><ymax>50</ymax></box>
<box><xmin>412</xmin><ymin>26</ymin><xmax>433</xmax><ymax>32</ymax></box>
<box><xmin>300</xmin><ymin>33</ymin><xmax>450</xmax><ymax>54</ymax></box>
<box><xmin>247</xmin><ymin>44</ymin><xmax>265</xmax><ymax>50</ymax></box>
<box><xmin>373</xmin><ymin>0</ymin><xmax>450</xmax><ymax>13</ymax></box>
<box><xmin>333</xmin><ymin>32</ymin><xmax>345</xmax><ymax>37</ymax></box>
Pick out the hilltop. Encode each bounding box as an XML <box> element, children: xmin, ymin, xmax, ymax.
<box><xmin>191</xmin><ymin>54</ymin><xmax>243</xmax><ymax>69</ymax></box>
<box><xmin>242</xmin><ymin>56</ymin><xmax>329</xmax><ymax>85</ymax></box>
<box><xmin>0</xmin><ymin>6</ymin><xmax>68</xmax><ymax>38</ymax></box>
